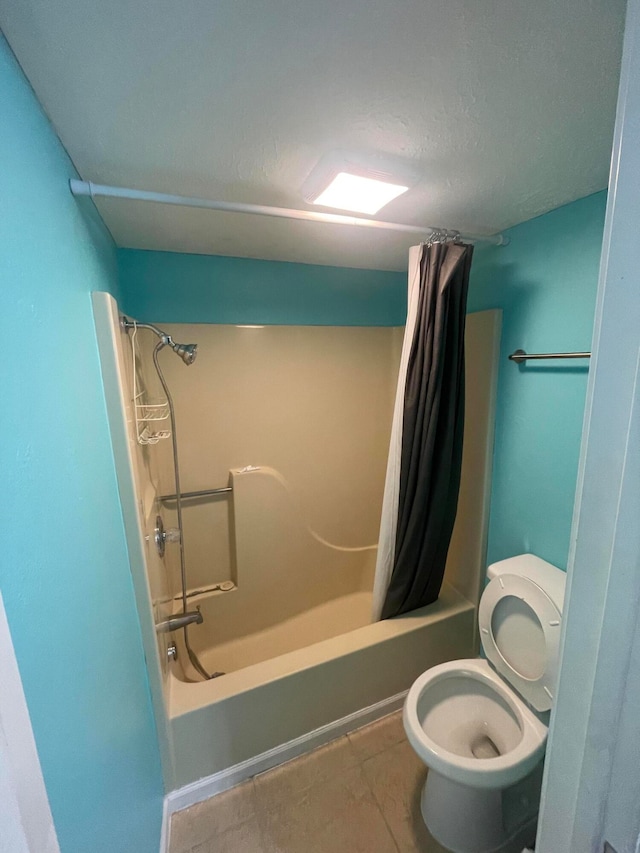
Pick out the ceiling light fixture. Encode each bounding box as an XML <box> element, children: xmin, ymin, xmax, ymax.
<box><xmin>302</xmin><ymin>152</ymin><xmax>416</xmax><ymax>216</ymax></box>
<box><xmin>311</xmin><ymin>172</ymin><xmax>409</xmax><ymax>215</ymax></box>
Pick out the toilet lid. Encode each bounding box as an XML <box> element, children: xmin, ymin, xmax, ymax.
<box><xmin>479</xmin><ymin>573</ymin><xmax>561</xmax><ymax>711</ymax></box>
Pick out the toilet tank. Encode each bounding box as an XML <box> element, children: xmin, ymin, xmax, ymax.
<box><xmin>487</xmin><ymin>554</ymin><xmax>566</xmax><ymax>612</ymax></box>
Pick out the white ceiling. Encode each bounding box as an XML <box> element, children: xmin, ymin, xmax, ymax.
<box><xmin>1</xmin><ymin>0</ymin><xmax>626</xmax><ymax>270</ymax></box>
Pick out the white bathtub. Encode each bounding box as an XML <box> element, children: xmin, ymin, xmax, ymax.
<box><xmin>93</xmin><ymin>292</ymin><xmax>500</xmax><ymax>799</ymax></box>
<box><xmin>168</xmin><ymin>582</ymin><xmax>475</xmax><ymax>791</ymax></box>
<box><xmin>164</xmin><ymin>311</ymin><xmax>502</xmax><ymax>795</ymax></box>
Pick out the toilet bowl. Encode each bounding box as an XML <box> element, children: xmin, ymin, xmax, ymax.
<box><xmin>403</xmin><ymin>554</ymin><xmax>566</xmax><ymax>853</ymax></box>
<box><xmin>404</xmin><ymin>658</ymin><xmax>548</xmax><ymax>789</ymax></box>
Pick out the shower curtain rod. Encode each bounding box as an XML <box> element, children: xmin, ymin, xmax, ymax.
<box><xmin>69</xmin><ymin>180</ymin><xmax>508</xmax><ymax>246</ymax></box>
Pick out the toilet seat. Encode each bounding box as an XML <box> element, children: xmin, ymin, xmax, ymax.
<box><xmin>479</xmin><ymin>573</ymin><xmax>561</xmax><ymax>712</ymax></box>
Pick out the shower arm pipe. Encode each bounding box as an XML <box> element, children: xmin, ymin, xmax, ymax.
<box><xmin>122</xmin><ymin>317</ymin><xmax>198</xmax><ymax>365</ymax></box>
<box><xmin>122</xmin><ymin>317</ymin><xmax>171</xmax><ymax>344</ymax></box>
<box><xmin>69</xmin><ymin>179</ymin><xmax>509</xmax><ymax>246</ymax></box>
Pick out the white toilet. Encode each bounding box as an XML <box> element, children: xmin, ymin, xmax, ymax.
<box><xmin>403</xmin><ymin>554</ymin><xmax>566</xmax><ymax>853</ymax></box>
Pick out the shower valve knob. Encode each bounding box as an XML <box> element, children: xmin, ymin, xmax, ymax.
<box><xmin>154</xmin><ymin>515</ymin><xmax>181</xmax><ymax>557</ymax></box>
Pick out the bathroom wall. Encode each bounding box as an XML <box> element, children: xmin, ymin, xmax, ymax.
<box><xmin>118</xmin><ymin>249</ymin><xmax>406</xmax><ymax>325</ymax></box>
<box><xmin>468</xmin><ymin>191</ymin><xmax>606</xmax><ymax>571</ymax></box>
<box><xmin>0</xmin><ymin>36</ymin><xmax>163</xmax><ymax>853</ymax></box>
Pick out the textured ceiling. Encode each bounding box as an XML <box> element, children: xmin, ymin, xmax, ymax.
<box><xmin>1</xmin><ymin>0</ymin><xmax>626</xmax><ymax>269</ymax></box>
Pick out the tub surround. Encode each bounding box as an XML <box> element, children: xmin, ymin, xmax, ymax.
<box><xmin>147</xmin><ymin>311</ymin><xmax>499</xmax><ymax>679</ymax></box>
<box><xmin>164</xmin><ymin>310</ymin><xmax>500</xmax><ymax>787</ymax></box>
<box><xmin>93</xmin><ymin>292</ymin><xmax>500</xmax><ymax>794</ymax></box>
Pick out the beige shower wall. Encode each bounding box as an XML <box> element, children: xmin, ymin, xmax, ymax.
<box><xmin>145</xmin><ymin>312</ymin><xmax>499</xmax><ymax>628</ymax></box>
<box><xmin>149</xmin><ymin>324</ymin><xmax>403</xmax><ymax>599</ymax></box>
<box><xmin>446</xmin><ymin>309</ymin><xmax>501</xmax><ymax>606</ymax></box>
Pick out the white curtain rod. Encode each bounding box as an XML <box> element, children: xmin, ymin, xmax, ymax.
<box><xmin>69</xmin><ymin>180</ymin><xmax>508</xmax><ymax>246</ymax></box>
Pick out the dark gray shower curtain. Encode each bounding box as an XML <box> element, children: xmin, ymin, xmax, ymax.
<box><xmin>380</xmin><ymin>240</ymin><xmax>473</xmax><ymax>619</ymax></box>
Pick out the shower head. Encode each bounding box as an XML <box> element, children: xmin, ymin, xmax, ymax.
<box><xmin>170</xmin><ymin>342</ymin><xmax>198</xmax><ymax>365</ymax></box>
<box><xmin>122</xmin><ymin>317</ymin><xmax>198</xmax><ymax>365</ymax></box>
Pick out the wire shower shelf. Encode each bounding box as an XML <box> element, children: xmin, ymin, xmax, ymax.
<box><xmin>130</xmin><ymin>324</ymin><xmax>171</xmax><ymax>445</ymax></box>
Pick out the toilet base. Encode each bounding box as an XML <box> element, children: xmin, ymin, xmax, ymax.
<box><xmin>421</xmin><ymin>761</ymin><xmax>544</xmax><ymax>853</ymax></box>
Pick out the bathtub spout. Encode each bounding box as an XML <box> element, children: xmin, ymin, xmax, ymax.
<box><xmin>156</xmin><ymin>610</ymin><xmax>203</xmax><ymax>634</ymax></box>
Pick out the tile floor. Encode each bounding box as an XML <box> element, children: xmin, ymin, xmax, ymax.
<box><xmin>169</xmin><ymin>710</ymin><xmax>448</xmax><ymax>853</ymax></box>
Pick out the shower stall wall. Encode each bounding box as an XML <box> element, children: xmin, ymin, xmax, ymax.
<box><xmin>147</xmin><ymin>322</ymin><xmax>404</xmax><ymax>677</ymax></box>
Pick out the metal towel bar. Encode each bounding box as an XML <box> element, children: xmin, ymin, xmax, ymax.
<box><xmin>509</xmin><ymin>349</ymin><xmax>591</xmax><ymax>364</ymax></box>
<box><xmin>160</xmin><ymin>486</ymin><xmax>233</xmax><ymax>501</ymax></box>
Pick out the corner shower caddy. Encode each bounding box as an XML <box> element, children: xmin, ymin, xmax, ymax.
<box><xmin>130</xmin><ymin>323</ymin><xmax>171</xmax><ymax>445</ymax></box>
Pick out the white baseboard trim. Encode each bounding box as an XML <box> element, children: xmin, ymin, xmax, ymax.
<box><xmin>159</xmin><ymin>796</ymin><xmax>171</xmax><ymax>853</ymax></box>
<box><xmin>164</xmin><ymin>689</ymin><xmax>408</xmax><ymax>818</ymax></box>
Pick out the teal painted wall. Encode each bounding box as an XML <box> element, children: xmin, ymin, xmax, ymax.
<box><xmin>469</xmin><ymin>191</ymin><xmax>606</xmax><ymax>570</ymax></box>
<box><xmin>118</xmin><ymin>248</ymin><xmax>406</xmax><ymax>325</ymax></box>
<box><xmin>0</xmin><ymin>37</ymin><xmax>163</xmax><ymax>853</ymax></box>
